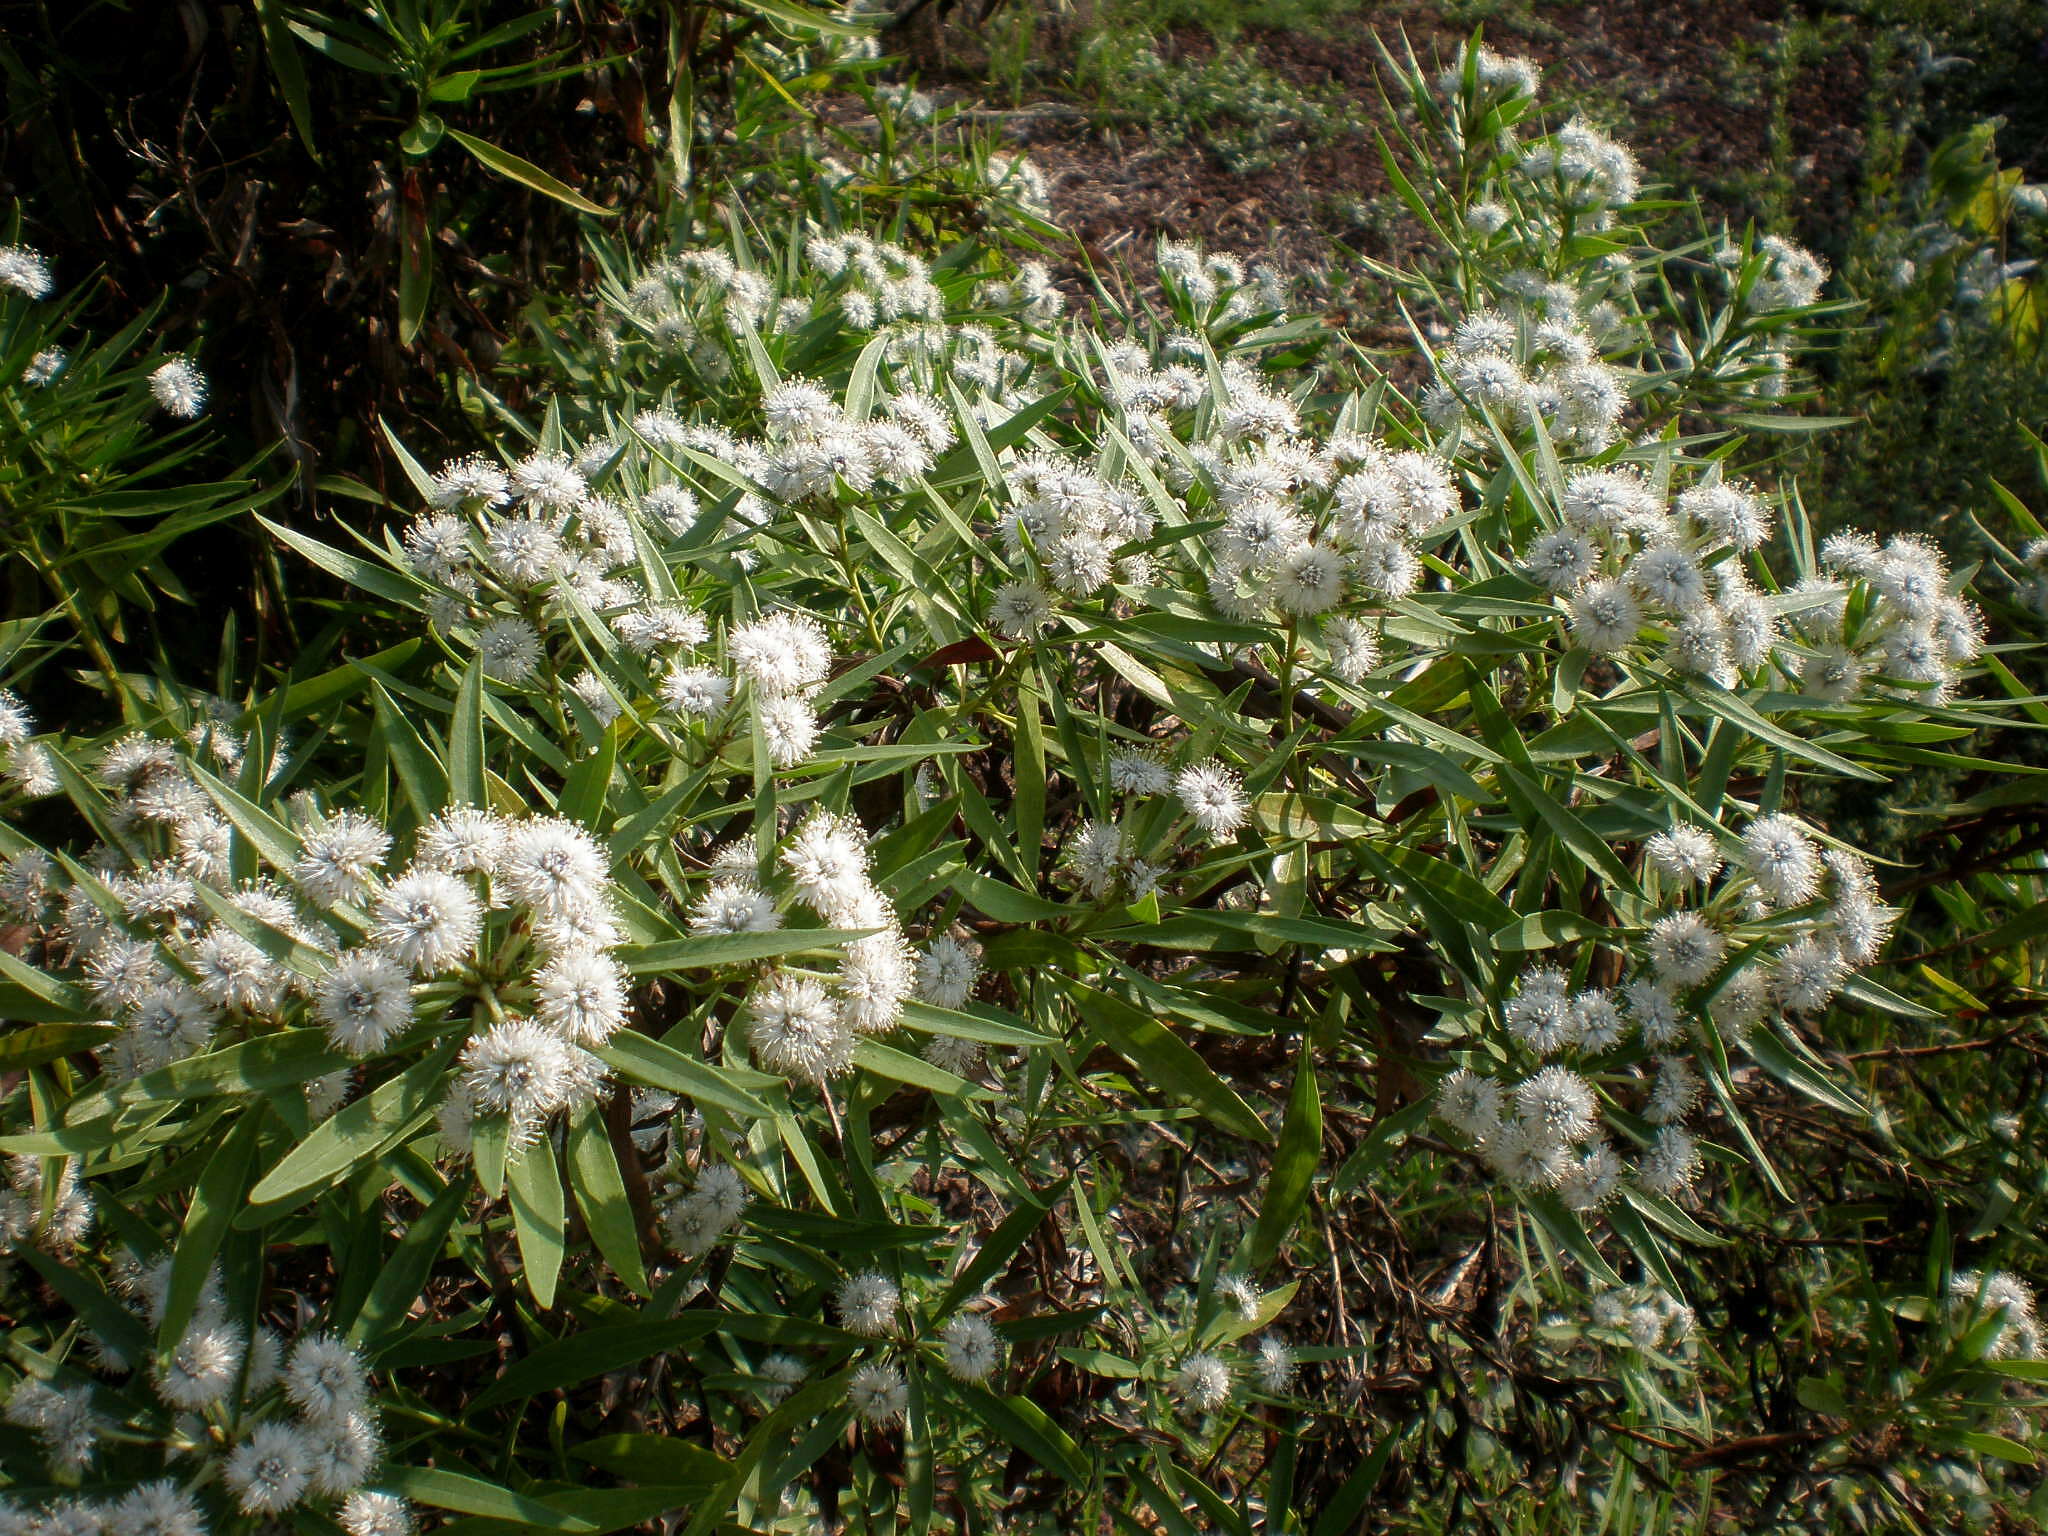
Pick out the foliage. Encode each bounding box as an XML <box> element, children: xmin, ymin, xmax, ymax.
<box><xmin>3</xmin><ymin>13</ymin><xmax>2048</xmax><ymax>1536</ymax></box>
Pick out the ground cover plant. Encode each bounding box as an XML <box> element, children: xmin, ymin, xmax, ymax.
<box><xmin>4</xmin><ymin>7</ymin><xmax>2048</xmax><ymax>1535</ymax></box>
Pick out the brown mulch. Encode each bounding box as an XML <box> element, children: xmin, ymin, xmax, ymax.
<box><xmin>900</xmin><ymin>0</ymin><xmax>1870</xmax><ymax>282</ymax></box>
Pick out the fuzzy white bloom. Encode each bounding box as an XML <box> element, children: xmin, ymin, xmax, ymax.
<box><xmin>729</xmin><ymin>612</ymin><xmax>831</xmax><ymax>697</ymax></box>
<box><xmin>848</xmin><ymin>1362</ymin><xmax>909</xmax><ymax>1427</ymax></box>
<box><xmin>660</xmin><ymin>664</ymin><xmax>732</xmax><ymax>718</ymax></box>
<box><xmin>758</xmin><ymin>1353</ymin><xmax>807</xmax><ymax>1405</ymax></box>
<box><xmin>415</xmin><ymin>807</ymin><xmax>506</xmax><ymax>875</ymax></box>
<box><xmin>689</xmin><ymin>875</ymin><xmax>780</xmax><ymax>935</ymax></box>
<box><xmin>304</xmin><ymin>1410</ymin><xmax>382</xmax><ymax>1497</ymax></box>
<box><xmin>149</xmin><ymin>358</ymin><xmax>208</xmax><ymax>418</ymax></box>
<box><xmin>296</xmin><ymin>811</ymin><xmax>391</xmax><ymax>908</ymax></box>
<box><xmin>511</xmin><ymin>452</ymin><xmax>587</xmax><ymax>511</ymax></box>
<box><xmin>941</xmin><ymin>1313</ymin><xmax>1002</xmax><ymax>1382</ymax></box>
<box><xmin>781</xmin><ymin>811</ymin><xmax>871</xmax><ymax>922</ymax></box>
<box><xmin>369</xmin><ymin>869</ymin><xmax>483</xmax><ymax>976</ymax></box>
<box><xmin>748</xmin><ymin>972</ymin><xmax>853</xmax><ymax>1085</ymax></box>
<box><xmin>223</xmin><ymin>1421</ymin><xmax>312</xmax><ymax>1514</ymax></box>
<box><xmin>1646</xmin><ymin>911</ymin><xmax>1726</xmax><ymax>988</ymax></box>
<box><xmin>837</xmin><ymin>1270</ymin><xmax>901</xmax><ymax>1337</ymax></box>
<box><xmin>499</xmin><ymin>817</ymin><xmax>609</xmax><ymax>917</ymax></box>
<box><xmin>476</xmin><ymin>618</ymin><xmax>544</xmax><ymax>683</ymax></box>
<box><xmin>1253</xmin><ymin>1336</ymin><xmax>1296</xmax><ymax>1394</ymax></box>
<box><xmin>0</xmin><ymin>245</ymin><xmax>53</xmax><ymax>298</ymax></box>
<box><xmin>108</xmin><ymin>1480</ymin><xmax>207</xmax><ymax>1536</ymax></box>
<box><xmin>1569</xmin><ymin>579</ymin><xmax>1641</xmax><ymax>653</ymax></box>
<box><xmin>285</xmin><ymin>1333</ymin><xmax>371</xmax><ymax>1424</ymax></box>
<box><xmin>1172</xmin><ymin>1352</ymin><xmax>1233</xmax><ymax>1414</ymax></box>
<box><xmin>1515</xmin><ymin>1066</ymin><xmax>1599</xmax><ymax>1146</ymax></box>
<box><xmin>458</xmin><ymin>1019</ymin><xmax>579</xmax><ymax>1129</ymax></box>
<box><xmin>1637</xmin><ymin>1126</ymin><xmax>1702</xmax><ymax>1198</ymax></box>
<box><xmin>758</xmin><ymin>693</ymin><xmax>820</xmax><ymax>768</ymax></box>
<box><xmin>989</xmin><ymin>581</ymin><xmax>1056</xmax><ymax>638</ymax></box>
<box><xmin>1741</xmin><ymin>815</ymin><xmax>1821</xmax><ymax>908</ymax></box>
<box><xmin>534</xmin><ymin>950</ymin><xmax>629</xmax><ymax>1045</ymax></box>
<box><xmin>1949</xmin><ymin>1270</ymin><xmax>2040</xmax><ymax>1359</ymax></box>
<box><xmin>315</xmin><ymin>950</ymin><xmax>415</xmax><ymax>1056</ymax></box>
<box><xmin>1438</xmin><ymin>1067</ymin><xmax>1505</xmax><ymax>1141</ymax></box>
<box><xmin>1175</xmin><ymin>760</ymin><xmax>1247</xmax><ymax>841</ymax></box>
<box><xmin>915</xmin><ymin>935</ymin><xmax>981</xmax><ymax>1009</ymax></box>
<box><xmin>339</xmin><ymin>1491</ymin><xmax>415</xmax><ymax>1536</ymax></box>
<box><xmin>1644</xmin><ymin>827</ymin><xmax>1722</xmax><ymax>885</ymax></box>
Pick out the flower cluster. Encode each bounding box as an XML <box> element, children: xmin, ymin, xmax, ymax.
<box><xmin>1438</xmin><ymin>810</ymin><xmax>1899</xmax><ymax>1209</ymax></box>
<box><xmin>3</xmin><ymin>1257</ymin><xmax>412</xmax><ymax>1536</ymax></box>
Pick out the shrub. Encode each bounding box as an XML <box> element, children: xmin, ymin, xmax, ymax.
<box><xmin>0</xmin><ymin>31</ymin><xmax>2043</xmax><ymax>1536</ymax></box>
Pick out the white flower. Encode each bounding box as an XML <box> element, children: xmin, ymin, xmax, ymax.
<box><xmin>837</xmin><ymin>1270</ymin><xmax>901</xmax><ymax>1336</ymax></box>
<box><xmin>1253</xmin><ymin>1336</ymin><xmax>1296</xmax><ymax>1394</ymax></box>
<box><xmin>1172</xmin><ymin>1352</ymin><xmax>1232</xmax><ymax>1414</ymax></box>
<box><xmin>1637</xmin><ymin>1126</ymin><xmax>1702</xmax><ymax>1198</ymax></box>
<box><xmin>1624</xmin><ymin>977</ymin><xmax>1689</xmax><ymax>1047</ymax></box>
<box><xmin>1525</xmin><ymin>529</ymin><xmax>1598</xmax><ymax>592</ymax></box>
<box><xmin>1322</xmin><ymin>616</ymin><xmax>1381</xmax><ymax>683</ymax></box>
<box><xmin>458</xmin><ymin>1019</ymin><xmax>578</xmax><ymax>1129</ymax></box>
<box><xmin>989</xmin><ymin>581</ymin><xmax>1056</xmax><ymax>638</ymax></box>
<box><xmin>1646</xmin><ymin>911</ymin><xmax>1726</xmax><ymax>988</ymax></box>
<box><xmin>847</xmin><ymin>1362</ymin><xmax>908</xmax><ymax>1427</ymax></box>
<box><xmin>369</xmin><ymin>869</ymin><xmax>483</xmax><ymax>976</ymax></box>
<box><xmin>1644</xmin><ymin>827</ymin><xmax>1722</xmax><ymax>885</ymax></box>
<box><xmin>415</xmin><ymin>807</ymin><xmax>506</xmax><ymax>874</ymax></box>
<box><xmin>1568</xmin><ymin>579</ymin><xmax>1641</xmax><ymax>653</ymax></box>
<box><xmin>1175</xmin><ymin>760</ymin><xmax>1247</xmax><ymax>841</ymax></box>
<box><xmin>21</xmin><ymin>346</ymin><xmax>65</xmax><ymax>385</ymax></box>
<box><xmin>689</xmin><ymin>875</ymin><xmax>780</xmax><ymax>935</ymax></box>
<box><xmin>533</xmin><ymin>951</ymin><xmax>629</xmax><ymax>1046</ymax></box>
<box><xmin>511</xmin><ymin>452</ymin><xmax>587</xmax><ymax>510</ymax></box>
<box><xmin>1270</xmin><ymin>542</ymin><xmax>1345</xmax><ymax>614</ymax></box>
<box><xmin>729</xmin><ymin>612</ymin><xmax>831</xmax><ymax>697</ymax></box>
<box><xmin>304</xmin><ymin>1410</ymin><xmax>382</xmax><ymax>1497</ymax></box>
<box><xmin>224</xmin><ymin>1421</ymin><xmax>312</xmax><ymax>1514</ymax></box>
<box><xmin>1741</xmin><ymin>814</ymin><xmax>1820</xmax><ymax>907</ymax></box>
<box><xmin>1570</xmin><ymin>989</ymin><xmax>1627</xmax><ymax>1052</ymax></box>
<box><xmin>915</xmin><ymin>936</ymin><xmax>981</xmax><ymax>1009</ymax></box>
<box><xmin>1629</xmin><ymin>546</ymin><xmax>1709</xmax><ymax>612</ymax></box>
<box><xmin>296</xmin><ymin>811</ymin><xmax>391</xmax><ymax>907</ymax></box>
<box><xmin>339</xmin><ymin>1491</ymin><xmax>414</xmax><ymax>1536</ymax></box>
<box><xmin>748</xmin><ymin>972</ymin><xmax>853</xmax><ymax>1085</ymax></box>
<box><xmin>0</xmin><ymin>245</ymin><xmax>53</xmax><ymax>298</ymax></box>
<box><xmin>149</xmin><ymin>358</ymin><xmax>208</xmax><ymax>418</ymax></box>
<box><xmin>1515</xmin><ymin>1066</ymin><xmax>1598</xmax><ymax>1146</ymax></box>
<box><xmin>758</xmin><ymin>1352</ymin><xmax>807</xmax><ymax>1405</ymax></box>
<box><xmin>1438</xmin><ymin>1068</ymin><xmax>1505</xmax><ymax>1141</ymax></box>
<box><xmin>483</xmin><ymin>515</ymin><xmax>565</xmax><ymax>587</ymax></box>
<box><xmin>660</xmin><ymin>664</ymin><xmax>732</xmax><ymax>717</ymax></box>
<box><xmin>285</xmin><ymin>1333</ymin><xmax>370</xmax><ymax>1424</ymax></box>
<box><xmin>476</xmin><ymin>617</ymin><xmax>544</xmax><ymax>683</ymax></box>
<box><xmin>499</xmin><ymin>817</ymin><xmax>609</xmax><ymax>917</ymax></box>
<box><xmin>941</xmin><ymin>1313</ymin><xmax>1002</xmax><ymax>1381</ymax></box>
<box><xmin>1560</xmin><ymin>1141</ymin><xmax>1624</xmax><ymax>1212</ymax></box>
<box><xmin>1489</xmin><ymin>1117</ymin><xmax>1571</xmax><ymax>1189</ymax></box>
<box><xmin>840</xmin><ymin>929</ymin><xmax>915</xmax><ymax>1035</ymax></box>
<box><xmin>315</xmin><ymin>950</ymin><xmax>415</xmax><ymax>1055</ymax></box>
<box><xmin>758</xmin><ymin>693</ymin><xmax>820</xmax><ymax>767</ymax></box>
<box><xmin>1770</xmin><ymin>936</ymin><xmax>1846</xmax><ymax>1012</ymax></box>
<box><xmin>781</xmin><ymin>812</ymin><xmax>871</xmax><ymax>923</ymax></box>
<box><xmin>108</xmin><ymin>1480</ymin><xmax>206</xmax><ymax>1536</ymax></box>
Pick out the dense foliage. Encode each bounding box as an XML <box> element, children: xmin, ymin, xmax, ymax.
<box><xmin>4</xmin><ymin>8</ymin><xmax>2048</xmax><ymax>1536</ymax></box>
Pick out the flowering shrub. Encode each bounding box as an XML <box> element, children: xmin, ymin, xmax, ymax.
<box><xmin>1</xmin><ymin>32</ymin><xmax>2044</xmax><ymax>1536</ymax></box>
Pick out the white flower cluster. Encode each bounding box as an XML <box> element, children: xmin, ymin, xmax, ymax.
<box><xmin>0</xmin><ymin>687</ymin><xmax>58</xmax><ymax>799</ymax></box>
<box><xmin>0</xmin><ymin>1153</ymin><xmax>94</xmax><ymax>1254</ymax></box>
<box><xmin>1438</xmin><ymin>811</ymin><xmax>1898</xmax><ymax>1207</ymax></box>
<box><xmin>1516</xmin><ymin>118</ymin><xmax>1641</xmax><ymax>214</ymax></box>
<box><xmin>1426</xmin><ymin>305</ymin><xmax>1627</xmax><ymax>451</ymax></box>
<box><xmin>1157</xmin><ymin>240</ymin><xmax>1288</xmax><ymax>323</ymax></box>
<box><xmin>1517</xmin><ymin>466</ymin><xmax>1779</xmax><ymax>683</ymax></box>
<box><xmin>1059</xmin><ymin>751</ymin><xmax>1250</xmax><ymax>905</ymax></box>
<box><xmin>739</xmin><ymin>811</ymin><xmax>919</xmax><ymax>1087</ymax></box>
<box><xmin>1948</xmin><ymin>1269</ymin><xmax>2043</xmax><ymax>1360</ymax></box>
<box><xmin>0</xmin><ymin>1255</ymin><xmax>413</xmax><ymax>1536</ymax></box>
<box><xmin>1793</xmin><ymin>531</ymin><xmax>1985</xmax><ymax>705</ymax></box>
<box><xmin>1588</xmin><ymin>1283</ymin><xmax>1698</xmax><ymax>1359</ymax></box>
<box><xmin>656</xmin><ymin>1161</ymin><xmax>751</xmax><ymax>1258</ymax></box>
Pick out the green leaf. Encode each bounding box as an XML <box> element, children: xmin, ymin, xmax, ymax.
<box><xmin>351</xmin><ymin>1175</ymin><xmax>468</xmax><ymax>1350</ymax></box>
<box><xmin>159</xmin><ymin>1110</ymin><xmax>266</xmax><ymax>1350</ymax></box>
<box><xmin>444</xmin><ymin>127</ymin><xmax>616</xmax><ymax>216</ymax></box>
<box><xmin>449</xmin><ymin>654</ymin><xmax>487</xmax><ymax>807</ymax></box>
<box><xmin>1245</xmin><ymin>1041</ymin><xmax>1320</xmax><ymax>1271</ymax></box>
<box><xmin>567</xmin><ymin>1105</ymin><xmax>648</xmax><ymax>1296</ymax></box>
<box><xmin>594</xmin><ymin>1030</ymin><xmax>774</xmax><ymax>1119</ymax></box>
<box><xmin>1071</xmin><ymin>981</ymin><xmax>1271</xmax><ymax>1144</ymax></box>
<box><xmin>618</xmin><ymin>927</ymin><xmax>876</xmax><ymax>975</ymax></box>
<box><xmin>385</xmin><ymin>1467</ymin><xmax>600</xmax><ymax>1531</ymax></box>
<box><xmin>0</xmin><ymin>1024</ymin><xmax>117</xmax><ymax>1070</ymax></box>
<box><xmin>373</xmin><ymin>682</ymin><xmax>450</xmax><ymax>822</ymax></box>
<box><xmin>508</xmin><ymin>1132</ymin><xmax>567</xmax><ymax>1308</ymax></box>
<box><xmin>948</xmin><ymin>1383</ymin><xmax>1092</xmax><ymax>1486</ymax></box>
<box><xmin>571</xmin><ymin>1435</ymin><xmax>726</xmax><ymax>1489</ymax></box>
<box><xmin>247</xmin><ymin>1042</ymin><xmax>459</xmax><ymax>1210</ymax></box>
